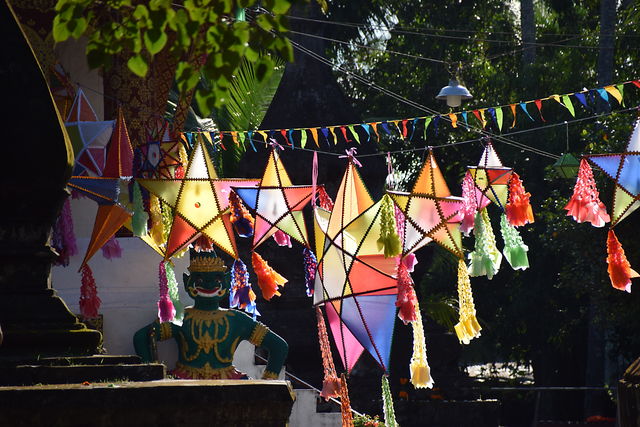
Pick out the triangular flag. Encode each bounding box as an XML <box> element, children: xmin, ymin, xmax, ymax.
<box><xmin>461</xmin><ymin>111</ymin><xmax>468</xmax><ymax>127</ymax></box>
<box><xmin>495</xmin><ymin>107</ymin><xmax>503</xmax><ymax>131</ymax></box>
<box><xmin>520</xmin><ymin>103</ymin><xmax>534</xmax><ymax>121</ymax></box>
<box><xmin>596</xmin><ymin>88</ymin><xmax>609</xmax><ymax>102</ymax></box>
<box><xmin>401</xmin><ymin>119</ymin><xmax>408</xmax><ymax>138</ymax></box>
<box><xmin>340</xmin><ymin>126</ymin><xmax>351</xmax><ymax>143</ymax></box>
<box><xmin>348</xmin><ymin>125</ymin><xmax>360</xmax><ymax>144</ymax></box>
<box><xmin>310</xmin><ymin>128</ymin><xmax>319</xmax><ymax>147</ymax></box>
<box><xmin>604</xmin><ymin>85</ymin><xmax>623</xmax><ymax>105</ymax></box>
<box><xmin>509</xmin><ymin>104</ymin><xmax>517</xmax><ymax>128</ymax></box>
<box><xmin>574</xmin><ymin>92</ymin><xmax>588</xmax><ymax>109</ymax></box>
<box><xmin>371</xmin><ymin>123</ymin><xmax>380</xmax><ymax>140</ymax></box>
<box><xmin>617</xmin><ymin>84</ymin><xmax>625</xmax><ymax>106</ymax></box>
<box><xmin>362</xmin><ymin>124</ymin><xmax>371</xmax><ymax>142</ymax></box>
<box><xmin>562</xmin><ymin>95</ymin><xmax>575</xmax><ymax>117</ymax></box>
<box><xmin>423</xmin><ymin>117</ymin><xmax>432</xmax><ymax>140</ymax></box>
<box><xmin>534</xmin><ymin>99</ymin><xmax>545</xmax><ymax>122</ymax></box>
<box><xmin>300</xmin><ymin>129</ymin><xmax>308</xmax><ymax>148</ymax></box>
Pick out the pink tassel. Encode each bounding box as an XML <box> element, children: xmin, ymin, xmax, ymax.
<box><xmin>273</xmin><ymin>229</ymin><xmax>292</xmax><ymax>247</ymax></box>
<box><xmin>402</xmin><ymin>253</ymin><xmax>418</xmax><ymax>272</ymax></box>
<box><xmin>52</xmin><ymin>198</ymin><xmax>78</xmax><ymax>266</ymax></box>
<box><xmin>158</xmin><ymin>261</ymin><xmax>175</xmax><ymax>322</ymax></box>
<box><xmin>565</xmin><ymin>159</ymin><xmax>610</xmax><ymax>227</ymax></box>
<box><xmin>79</xmin><ymin>264</ymin><xmax>101</xmax><ymax>319</ymax></box>
<box><xmin>460</xmin><ymin>171</ymin><xmax>478</xmax><ymax>236</ymax></box>
<box><xmin>396</xmin><ymin>262</ymin><xmax>418</xmax><ymax>324</ymax></box>
<box><xmin>101</xmin><ymin>236</ymin><xmax>123</xmax><ymax>260</ymax></box>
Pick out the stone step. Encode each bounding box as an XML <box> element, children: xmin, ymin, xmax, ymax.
<box><xmin>0</xmin><ymin>354</ymin><xmax>142</xmax><ymax>367</ymax></box>
<box><xmin>289</xmin><ymin>389</ymin><xmax>343</xmax><ymax>427</ymax></box>
<box><xmin>0</xmin><ymin>379</ymin><xmax>295</xmax><ymax>427</ymax></box>
<box><xmin>0</xmin><ymin>363</ymin><xmax>166</xmax><ymax>386</ymax></box>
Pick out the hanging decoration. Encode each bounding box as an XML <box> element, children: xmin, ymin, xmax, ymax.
<box><xmin>583</xmin><ymin>119</ymin><xmax>640</xmax><ymax>291</ymax></box>
<box><xmin>499</xmin><ymin>214</ymin><xmax>530</xmax><ymax>270</ymax></box>
<box><xmin>233</xmin><ymin>147</ymin><xmax>314</xmax><ymax>299</ymax></box>
<box><xmin>316</xmin><ymin>306</ymin><xmax>342</xmax><ymax>400</ymax></box>
<box><xmin>314</xmin><ymin>155</ymin><xmax>398</xmax><ymax>373</ymax></box>
<box><xmin>454</xmin><ymin>259</ymin><xmax>482</xmax><ymax>344</ymax></box>
<box><xmin>135</xmin><ymin>118</ymin><xmax>182</xmax><ymax>179</ymax></box>
<box><xmin>52</xmin><ymin>198</ymin><xmax>78</xmax><ymax>266</ymax></box>
<box><xmin>387</xmin><ymin>150</ymin><xmax>465</xmax><ymax>259</ymax></box>
<box><xmin>69</xmin><ymin>108</ymin><xmax>135</xmax><ymax>270</ymax></box>
<box><xmin>339</xmin><ymin>374</ymin><xmax>354</xmax><ymax>427</ymax></box>
<box><xmin>377</xmin><ymin>194</ymin><xmax>402</xmax><ymax>258</ymax></box>
<box><xmin>165</xmin><ymin>261</ymin><xmax>184</xmax><ymax>321</ymax></box>
<box><xmin>138</xmin><ymin>134</ymin><xmax>259</xmax><ymax>260</ymax></box>
<box><xmin>396</xmin><ymin>262</ymin><xmax>419</xmax><ymax>324</ymax></box>
<box><xmin>64</xmin><ymin>88</ymin><xmax>114</xmax><ymax>177</ymax></box>
<box><xmin>157</xmin><ymin>260</ymin><xmax>176</xmax><ymax>322</ymax></box>
<box><xmin>381</xmin><ymin>375</ymin><xmax>398</xmax><ymax>427</ymax></box>
<box><xmin>230</xmin><ymin>259</ymin><xmax>259</xmax><ymax>318</ymax></box>
<box><xmin>564</xmin><ymin>159</ymin><xmax>610</xmax><ymax>227</ymax></box>
<box><xmin>468</xmin><ymin>209</ymin><xmax>502</xmax><ymax>279</ymax></box>
<box><xmin>101</xmin><ymin>236</ymin><xmax>123</xmax><ymax>260</ymax></box>
<box><xmin>79</xmin><ymin>264</ymin><xmax>101</xmax><ymax>319</ymax></box>
<box><xmin>468</xmin><ymin>141</ymin><xmax>513</xmax><ymax>209</ymax></box>
<box><xmin>409</xmin><ymin>303</ymin><xmax>434</xmax><ymax>389</ymax></box>
<box><xmin>606</xmin><ymin>229</ymin><xmax>639</xmax><ymax>293</ymax></box>
<box><xmin>228</xmin><ymin>190</ymin><xmax>254</xmax><ymax>238</ymax></box>
<box><xmin>252</xmin><ymin>252</ymin><xmax>288</xmax><ymax>301</ymax></box>
<box><xmin>505</xmin><ymin>173</ymin><xmax>534</xmax><ymax>227</ymax></box>
<box><xmin>460</xmin><ymin>171</ymin><xmax>479</xmax><ymax>236</ymax></box>
<box><xmin>303</xmin><ymin>247</ymin><xmax>317</xmax><ymax>297</ymax></box>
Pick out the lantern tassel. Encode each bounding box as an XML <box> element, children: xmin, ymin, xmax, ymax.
<box><xmin>165</xmin><ymin>261</ymin><xmax>184</xmax><ymax>321</ymax></box>
<box><xmin>377</xmin><ymin>195</ymin><xmax>402</xmax><ymax>258</ymax></box>
<box><xmin>468</xmin><ymin>209</ymin><xmax>502</xmax><ymax>279</ymax></box>
<box><xmin>500</xmin><ymin>214</ymin><xmax>530</xmax><ymax>270</ymax></box>
<box><xmin>273</xmin><ymin>229</ymin><xmax>292</xmax><ymax>247</ymax></box>
<box><xmin>230</xmin><ymin>259</ymin><xmax>259</xmax><ymax>318</ymax></box>
<box><xmin>251</xmin><ymin>252</ymin><xmax>287</xmax><ymax>301</ymax></box>
<box><xmin>132</xmin><ymin>181</ymin><xmax>149</xmax><ymax>237</ymax></box>
<box><xmin>229</xmin><ymin>190</ymin><xmax>254</xmax><ymax>238</ymax></box>
<box><xmin>158</xmin><ymin>261</ymin><xmax>175</xmax><ymax>322</ymax></box>
<box><xmin>565</xmin><ymin>159</ymin><xmax>610</xmax><ymax>227</ymax></box>
<box><xmin>460</xmin><ymin>171</ymin><xmax>479</xmax><ymax>236</ymax></box>
<box><xmin>606</xmin><ymin>229</ymin><xmax>639</xmax><ymax>293</ymax></box>
<box><xmin>339</xmin><ymin>374</ymin><xmax>354</xmax><ymax>427</ymax></box>
<box><xmin>101</xmin><ymin>236</ymin><xmax>123</xmax><ymax>260</ymax></box>
<box><xmin>455</xmin><ymin>259</ymin><xmax>482</xmax><ymax>344</ymax></box>
<box><xmin>505</xmin><ymin>172</ymin><xmax>534</xmax><ymax>227</ymax></box>
<box><xmin>149</xmin><ymin>194</ymin><xmax>165</xmax><ymax>246</ymax></box>
<box><xmin>410</xmin><ymin>302</ymin><xmax>434</xmax><ymax>389</ymax></box>
<box><xmin>381</xmin><ymin>375</ymin><xmax>398</xmax><ymax>427</ymax></box>
<box><xmin>396</xmin><ymin>261</ymin><xmax>418</xmax><ymax>324</ymax></box>
<box><xmin>79</xmin><ymin>264</ymin><xmax>101</xmax><ymax>319</ymax></box>
<box><xmin>303</xmin><ymin>248</ymin><xmax>317</xmax><ymax>297</ymax></box>
<box><xmin>316</xmin><ymin>306</ymin><xmax>341</xmax><ymax>400</ymax></box>
<box><xmin>52</xmin><ymin>198</ymin><xmax>78</xmax><ymax>266</ymax></box>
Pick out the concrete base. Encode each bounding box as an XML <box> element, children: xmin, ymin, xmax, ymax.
<box><xmin>0</xmin><ymin>379</ymin><xmax>296</xmax><ymax>427</ymax></box>
<box><xmin>395</xmin><ymin>399</ymin><xmax>501</xmax><ymax>427</ymax></box>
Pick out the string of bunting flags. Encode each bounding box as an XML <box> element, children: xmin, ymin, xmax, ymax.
<box><xmin>208</xmin><ymin>79</ymin><xmax>640</xmax><ymax>151</ymax></box>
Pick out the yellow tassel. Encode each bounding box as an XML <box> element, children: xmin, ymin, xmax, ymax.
<box><xmin>409</xmin><ymin>301</ymin><xmax>434</xmax><ymax>389</ymax></box>
<box><xmin>455</xmin><ymin>258</ymin><xmax>482</xmax><ymax>344</ymax></box>
<box><xmin>149</xmin><ymin>194</ymin><xmax>165</xmax><ymax>246</ymax></box>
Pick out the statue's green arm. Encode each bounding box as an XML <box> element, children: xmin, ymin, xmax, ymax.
<box><xmin>238</xmin><ymin>311</ymin><xmax>288</xmax><ymax>379</ymax></box>
<box><xmin>133</xmin><ymin>320</ymin><xmax>178</xmax><ymax>363</ymax></box>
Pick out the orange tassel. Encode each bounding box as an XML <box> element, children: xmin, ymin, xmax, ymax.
<box><xmin>340</xmin><ymin>373</ymin><xmax>354</xmax><ymax>427</ymax></box>
<box><xmin>316</xmin><ymin>306</ymin><xmax>342</xmax><ymax>400</ymax></box>
<box><xmin>505</xmin><ymin>173</ymin><xmax>534</xmax><ymax>227</ymax></box>
<box><xmin>606</xmin><ymin>229</ymin><xmax>639</xmax><ymax>293</ymax></box>
<box><xmin>251</xmin><ymin>252</ymin><xmax>287</xmax><ymax>300</ymax></box>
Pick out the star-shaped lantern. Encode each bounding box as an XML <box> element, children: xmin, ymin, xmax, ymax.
<box><xmin>388</xmin><ymin>150</ymin><xmax>464</xmax><ymax>258</ymax></box>
<box><xmin>587</xmin><ymin>119</ymin><xmax>640</xmax><ymax>227</ymax></box>
<box><xmin>233</xmin><ymin>148</ymin><xmax>313</xmax><ymax>249</ymax></box>
<box><xmin>136</xmin><ymin>118</ymin><xmax>182</xmax><ymax>179</ymax></box>
<box><xmin>68</xmin><ymin>108</ymin><xmax>134</xmax><ymax>267</ymax></box>
<box><xmin>65</xmin><ymin>88</ymin><xmax>115</xmax><ymax>177</ymax></box>
<box><xmin>468</xmin><ymin>142</ymin><xmax>513</xmax><ymax>209</ymax></box>
<box><xmin>138</xmin><ymin>134</ymin><xmax>258</xmax><ymax>259</ymax></box>
<box><xmin>313</xmin><ymin>159</ymin><xmax>398</xmax><ymax>373</ymax></box>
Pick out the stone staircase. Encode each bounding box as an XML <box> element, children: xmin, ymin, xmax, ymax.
<box><xmin>233</xmin><ymin>341</ymin><xmax>343</xmax><ymax>426</ymax></box>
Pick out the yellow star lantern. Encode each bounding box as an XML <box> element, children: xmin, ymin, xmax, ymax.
<box><xmin>387</xmin><ymin>150</ymin><xmax>464</xmax><ymax>259</ymax></box>
<box><xmin>138</xmin><ymin>134</ymin><xmax>258</xmax><ymax>259</ymax></box>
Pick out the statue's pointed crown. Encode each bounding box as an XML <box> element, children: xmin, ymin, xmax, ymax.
<box><xmin>187</xmin><ymin>248</ymin><xmax>227</xmax><ymax>273</ymax></box>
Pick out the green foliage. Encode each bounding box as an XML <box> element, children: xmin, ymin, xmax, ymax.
<box><xmin>353</xmin><ymin>413</ymin><xmax>385</xmax><ymax>427</ymax></box>
<box><xmin>53</xmin><ymin>0</ymin><xmax>294</xmax><ymax>114</ymax></box>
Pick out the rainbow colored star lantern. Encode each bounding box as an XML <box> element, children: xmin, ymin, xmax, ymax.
<box><xmin>387</xmin><ymin>149</ymin><xmax>464</xmax><ymax>259</ymax></box>
<box><xmin>233</xmin><ymin>148</ymin><xmax>314</xmax><ymax>301</ymax></box>
<box><xmin>65</xmin><ymin>88</ymin><xmax>115</xmax><ymax>177</ymax></box>
<box><xmin>136</xmin><ymin>118</ymin><xmax>182</xmax><ymax>179</ymax></box>
<box><xmin>313</xmin><ymin>157</ymin><xmax>398</xmax><ymax>374</ymax></box>
<box><xmin>138</xmin><ymin>133</ymin><xmax>259</xmax><ymax>260</ymax></box>
<box><xmin>585</xmin><ymin>119</ymin><xmax>640</xmax><ymax>292</ymax></box>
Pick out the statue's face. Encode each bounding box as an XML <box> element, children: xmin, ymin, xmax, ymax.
<box><xmin>183</xmin><ymin>271</ymin><xmax>230</xmax><ymax>302</ymax></box>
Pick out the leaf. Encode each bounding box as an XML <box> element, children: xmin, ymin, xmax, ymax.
<box><xmin>127</xmin><ymin>54</ymin><xmax>149</xmax><ymax>77</ymax></box>
<box><xmin>52</xmin><ymin>17</ymin><xmax>72</xmax><ymax>42</ymax></box>
<box><xmin>144</xmin><ymin>28</ymin><xmax>168</xmax><ymax>55</ymax></box>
